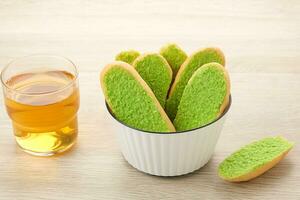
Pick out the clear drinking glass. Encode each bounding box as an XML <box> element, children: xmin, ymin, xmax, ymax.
<box><xmin>1</xmin><ymin>55</ymin><xmax>80</xmax><ymax>156</ymax></box>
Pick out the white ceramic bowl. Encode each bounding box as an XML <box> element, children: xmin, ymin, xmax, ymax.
<box><xmin>106</xmin><ymin>97</ymin><xmax>231</xmax><ymax>176</ymax></box>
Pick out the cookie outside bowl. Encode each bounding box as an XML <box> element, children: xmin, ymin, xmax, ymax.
<box><xmin>105</xmin><ymin>96</ymin><xmax>231</xmax><ymax>176</ymax></box>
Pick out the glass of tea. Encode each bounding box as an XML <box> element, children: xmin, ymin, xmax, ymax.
<box><xmin>1</xmin><ymin>55</ymin><xmax>79</xmax><ymax>156</ymax></box>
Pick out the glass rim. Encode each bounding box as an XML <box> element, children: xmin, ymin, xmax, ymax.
<box><xmin>0</xmin><ymin>54</ymin><xmax>78</xmax><ymax>96</ymax></box>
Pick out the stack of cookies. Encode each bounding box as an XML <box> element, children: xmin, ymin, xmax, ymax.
<box><xmin>100</xmin><ymin>43</ymin><xmax>230</xmax><ymax>132</ymax></box>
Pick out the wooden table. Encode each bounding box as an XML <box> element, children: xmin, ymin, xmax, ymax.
<box><xmin>0</xmin><ymin>1</ymin><xmax>299</xmax><ymax>199</ymax></box>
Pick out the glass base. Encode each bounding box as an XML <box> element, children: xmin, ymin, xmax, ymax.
<box><xmin>13</xmin><ymin>117</ymin><xmax>78</xmax><ymax>157</ymax></box>
<box><xmin>16</xmin><ymin>140</ymin><xmax>76</xmax><ymax>156</ymax></box>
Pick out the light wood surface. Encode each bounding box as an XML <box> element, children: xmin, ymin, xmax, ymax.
<box><xmin>0</xmin><ymin>1</ymin><xmax>300</xmax><ymax>199</ymax></box>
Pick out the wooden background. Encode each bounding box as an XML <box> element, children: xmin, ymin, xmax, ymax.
<box><xmin>0</xmin><ymin>1</ymin><xmax>299</xmax><ymax>199</ymax></box>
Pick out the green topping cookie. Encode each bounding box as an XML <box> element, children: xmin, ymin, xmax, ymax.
<box><xmin>174</xmin><ymin>62</ymin><xmax>229</xmax><ymax>131</ymax></box>
<box><xmin>160</xmin><ymin>43</ymin><xmax>187</xmax><ymax>77</ymax></box>
<box><xmin>133</xmin><ymin>53</ymin><xmax>172</xmax><ymax>108</ymax></box>
<box><xmin>100</xmin><ymin>62</ymin><xmax>175</xmax><ymax>132</ymax></box>
<box><xmin>166</xmin><ymin>47</ymin><xmax>225</xmax><ymax>121</ymax></box>
<box><xmin>218</xmin><ymin>136</ymin><xmax>294</xmax><ymax>182</ymax></box>
<box><xmin>115</xmin><ymin>50</ymin><xmax>140</xmax><ymax>65</ymax></box>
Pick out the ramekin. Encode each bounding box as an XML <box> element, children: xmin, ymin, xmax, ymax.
<box><xmin>106</xmin><ymin>96</ymin><xmax>231</xmax><ymax>176</ymax></box>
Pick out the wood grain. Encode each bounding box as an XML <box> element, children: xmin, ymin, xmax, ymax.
<box><xmin>0</xmin><ymin>0</ymin><xmax>299</xmax><ymax>199</ymax></box>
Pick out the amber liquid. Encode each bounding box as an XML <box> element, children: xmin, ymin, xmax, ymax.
<box><xmin>4</xmin><ymin>70</ymin><xmax>79</xmax><ymax>156</ymax></box>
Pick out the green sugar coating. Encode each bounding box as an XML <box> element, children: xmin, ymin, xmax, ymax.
<box><xmin>173</xmin><ymin>63</ymin><xmax>227</xmax><ymax>131</ymax></box>
<box><xmin>133</xmin><ymin>53</ymin><xmax>172</xmax><ymax>108</ymax></box>
<box><xmin>102</xmin><ymin>65</ymin><xmax>172</xmax><ymax>132</ymax></box>
<box><xmin>115</xmin><ymin>50</ymin><xmax>140</xmax><ymax>65</ymax></box>
<box><xmin>160</xmin><ymin>43</ymin><xmax>187</xmax><ymax>77</ymax></box>
<box><xmin>166</xmin><ymin>48</ymin><xmax>225</xmax><ymax>121</ymax></box>
<box><xmin>218</xmin><ymin>136</ymin><xmax>294</xmax><ymax>179</ymax></box>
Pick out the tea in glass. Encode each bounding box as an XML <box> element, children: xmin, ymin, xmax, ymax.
<box><xmin>1</xmin><ymin>55</ymin><xmax>79</xmax><ymax>156</ymax></box>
